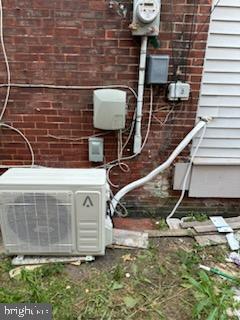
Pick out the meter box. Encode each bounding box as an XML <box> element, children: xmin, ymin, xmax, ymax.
<box><xmin>146</xmin><ymin>55</ymin><xmax>169</xmax><ymax>84</ymax></box>
<box><xmin>93</xmin><ymin>89</ymin><xmax>127</xmax><ymax>130</ymax></box>
<box><xmin>131</xmin><ymin>0</ymin><xmax>161</xmax><ymax>36</ymax></box>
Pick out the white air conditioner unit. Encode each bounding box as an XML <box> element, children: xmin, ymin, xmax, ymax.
<box><xmin>0</xmin><ymin>168</ymin><xmax>112</xmax><ymax>256</ymax></box>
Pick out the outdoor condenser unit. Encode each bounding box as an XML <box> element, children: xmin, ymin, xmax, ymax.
<box><xmin>0</xmin><ymin>168</ymin><xmax>112</xmax><ymax>256</ymax></box>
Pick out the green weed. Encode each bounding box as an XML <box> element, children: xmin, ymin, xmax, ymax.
<box><xmin>184</xmin><ymin>270</ymin><xmax>239</xmax><ymax>320</ymax></box>
<box><xmin>184</xmin><ymin>212</ymin><xmax>208</xmax><ymax>222</ymax></box>
<box><xmin>0</xmin><ymin>262</ymin><xmax>78</xmax><ymax>320</ymax></box>
<box><xmin>155</xmin><ymin>218</ymin><xmax>168</xmax><ymax>230</ymax></box>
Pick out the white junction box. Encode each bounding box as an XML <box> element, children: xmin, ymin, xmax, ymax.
<box><xmin>131</xmin><ymin>0</ymin><xmax>161</xmax><ymax>36</ymax></box>
<box><xmin>93</xmin><ymin>89</ymin><xmax>127</xmax><ymax>130</ymax></box>
<box><xmin>168</xmin><ymin>81</ymin><xmax>190</xmax><ymax>101</ymax></box>
<box><xmin>0</xmin><ymin>168</ymin><xmax>112</xmax><ymax>256</ymax></box>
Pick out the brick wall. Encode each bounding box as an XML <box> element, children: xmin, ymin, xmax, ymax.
<box><xmin>0</xmin><ymin>0</ymin><xmax>239</xmax><ymax>217</ymax></box>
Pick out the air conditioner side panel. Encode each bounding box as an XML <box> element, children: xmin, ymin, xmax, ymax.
<box><xmin>75</xmin><ymin>191</ymin><xmax>105</xmax><ymax>255</ymax></box>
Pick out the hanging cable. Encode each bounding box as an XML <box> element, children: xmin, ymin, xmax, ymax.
<box><xmin>191</xmin><ymin>0</ymin><xmax>221</xmax><ymax>43</ymax></box>
<box><xmin>0</xmin><ymin>0</ymin><xmax>138</xmax><ymax>168</ymax></box>
<box><xmin>0</xmin><ymin>0</ymin><xmax>35</xmax><ymax>167</ymax></box>
<box><xmin>102</xmin><ymin>85</ymin><xmax>154</xmax><ymax>187</ymax></box>
<box><xmin>169</xmin><ymin>0</ymin><xmax>178</xmax><ymax>81</ymax></box>
<box><xmin>183</xmin><ymin>0</ymin><xmax>198</xmax><ymax>81</ymax></box>
<box><xmin>0</xmin><ymin>123</ymin><xmax>35</xmax><ymax>166</ymax></box>
<box><xmin>166</xmin><ymin>124</ymin><xmax>207</xmax><ymax>227</ymax></box>
<box><xmin>0</xmin><ymin>0</ymin><xmax>10</xmax><ymax>121</ymax></box>
<box><xmin>0</xmin><ymin>83</ymin><xmax>138</xmax><ymax>100</ymax></box>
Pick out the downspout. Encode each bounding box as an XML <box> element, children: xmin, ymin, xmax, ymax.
<box><xmin>111</xmin><ymin>119</ymin><xmax>210</xmax><ymax>215</ymax></box>
<box><xmin>133</xmin><ymin>36</ymin><xmax>148</xmax><ymax>154</ymax></box>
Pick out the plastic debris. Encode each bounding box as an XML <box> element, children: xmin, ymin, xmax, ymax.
<box><xmin>121</xmin><ymin>254</ymin><xmax>135</xmax><ymax>262</ymax></box>
<box><xmin>9</xmin><ymin>265</ymin><xmax>42</xmax><ymax>279</ymax></box>
<box><xmin>199</xmin><ymin>264</ymin><xmax>237</xmax><ymax>282</ymax></box>
<box><xmin>210</xmin><ymin>216</ymin><xmax>233</xmax><ymax>233</ymax></box>
<box><xmin>226</xmin><ymin>233</ymin><xmax>240</xmax><ymax>251</ymax></box>
<box><xmin>228</xmin><ymin>252</ymin><xmax>240</xmax><ymax>267</ymax></box>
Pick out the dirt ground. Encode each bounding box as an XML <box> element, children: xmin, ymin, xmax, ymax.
<box><xmin>0</xmin><ymin>237</ymin><xmax>237</xmax><ymax>320</ymax></box>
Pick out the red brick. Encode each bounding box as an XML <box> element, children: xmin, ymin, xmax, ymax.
<box><xmin>0</xmin><ymin>0</ymin><xmax>234</xmax><ymax>217</ymax></box>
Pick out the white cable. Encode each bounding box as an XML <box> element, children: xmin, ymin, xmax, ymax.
<box><xmin>0</xmin><ymin>0</ymin><xmax>10</xmax><ymax>121</ymax></box>
<box><xmin>102</xmin><ymin>85</ymin><xmax>154</xmax><ymax>170</ymax></box>
<box><xmin>0</xmin><ymin>2</ymin><xmax>138</xmax><ymax>169</ymax></box>
<box><xmin>0</xmin><ymin>83</ymin><xmax>138</xmax><ymax>99</ymax></box>
<box><xmin>0</xmin><ymin>2</ymin><xmax>35</xmax><ymax>168</ymax></box>
<box><xmin>166</xmin><ymin>124</ymin><xmax>207</xmax><ymax>226</ymax></box>
<box><xmin>102</xmin><ymin>85</ymin><xmax>154</xmax><ymax>188</ymax></box>
<box><xmin>0</xmin><ymin>123</ymin><xmax>35</xmax><ymax>166</ymax></box>
<box><xmin>153</xmin><ymin>108</ymin><xmax>173</xmax><ymax>126</ymax></box>
<box><xmin>48</xmin><ymin>131</ymin><xmax>111</xmax><ymax>142</ymax></box>
<box><xmin>109</xmin><ymin>189</ymin><xmax>128</xmax><ymax>217</ymax></box>
<box><xmin>121</xmin><ymin>109</ymin><xmax>137</xmax><ymax>154</ymax></box>
<box><xmin>110</xmin><ymin>120</ymin><xmax>209</xmax><ymax>215</ymax></box>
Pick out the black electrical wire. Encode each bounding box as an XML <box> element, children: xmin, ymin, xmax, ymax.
<box><xmin>191</xmin><ymin>0</ymin><xmax>222</xmax><ymax>44</ymax></box>
<box><xmin>169</xmin><ymin>0</ymin><xmax>222</xmax><ymax>83</ymax></box>
<box><xmin>183</xmin><ymin>0</ymin><xmax>222</xmax><ymax>81</ymax></box>
<box><xmin>170</xmin><ymin>0</ymin><xmax>178</xmax><ymax>82</ymax></box>
<box><xmin>183</xmin><ymin>0</ymin><xmax>198</xmax><ymax>82</ymax></box>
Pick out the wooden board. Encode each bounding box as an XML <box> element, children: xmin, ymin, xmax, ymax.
<box><xmin>113</xmin><ymin>229</ymin><xmax>148</xmax><ymax>249</ymax></box>
<box><xmin>181</xmin><ymin>216</ymin><xmax>240</xmax><ymax>229</ymax></box>
<box><xmin>195</xmin><ymin>234</ymin><xmax>227</xmax><ymax>246</ymax></box>
<box><xmin>0</xmin><ymin>233</ymin><xmax>4</xmax><ymax>255</ymax></box>
<box><xmin>146</xmin><ymin>229</ymin><xmax>196</xmax><ymax>238</ymax></box>
<box><xmin>194</xmin><ymin>221</ymin><xmax>240</xmax><ymax>233</ymax></box>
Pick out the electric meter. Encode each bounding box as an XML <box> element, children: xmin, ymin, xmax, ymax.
<box><xmin>136</xmin><ymin>0</ymin><xmax>159</xmax><ymax>24</ymax></box>
<box><xmin>131</xmin><ymin>0</ymin><xmax>161</xmax><ymax>36</ymax></box>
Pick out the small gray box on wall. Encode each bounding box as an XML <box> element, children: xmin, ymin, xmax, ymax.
<box><xmin>89</xmin><ymin>137</ymin><xmax>104</xmax><ymax>162</ymax></box>
<box><xmin>146</xmin><ymin>55</ymin><xmax>169</xmax><ymax>84</ymax></box>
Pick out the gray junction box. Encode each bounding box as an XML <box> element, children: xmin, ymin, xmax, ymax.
<box><xmin>146</xmin><ymin>55</ymin><xmax>169</xmax><ymax>85</ymax></box>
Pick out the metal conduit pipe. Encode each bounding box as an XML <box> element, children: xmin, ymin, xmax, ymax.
<box><xmin>111</xmin><ymin>119</ymin><xmax>209</xmax><ymax>215</ymax></box>
<box><xmin>133</xmin><ymin>35</ymin><xmax>148</xmax><ymax>154</ymax></box>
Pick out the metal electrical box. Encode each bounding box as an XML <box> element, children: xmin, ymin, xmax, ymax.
<box><xmin>89</xmin><ymin>137</ymin><xmax>104</xmax><ymax>162</ymax></box>
<box><xmin>131</xmin><ymin>0</ymin><xmax>161</xmax><ymax>36</ymax></box>
<box><xmin>93</xmin><ymin>89</ymin><xmax>127</xmax><ymax>130</ymax></box>
<box><xmin>146</xmin><ymin>55</ymin><xmax>169</xmax><ymax>84</ymax></box>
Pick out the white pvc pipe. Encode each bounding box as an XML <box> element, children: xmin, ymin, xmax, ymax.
<box><xmin>111</xmin><ymin>119</ymin><xmax>207</xmax><ymax>215</ymax></box>
<box><xmin>133</xmin><ymin>36</ymin><xmax>148</xmax><ymax>154</ymax></box>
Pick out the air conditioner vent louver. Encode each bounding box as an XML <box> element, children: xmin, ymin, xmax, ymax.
<box><xmin>1</xmin><ymin>192</ymin><xmax>73</xmax><ymax>254</ymax></box>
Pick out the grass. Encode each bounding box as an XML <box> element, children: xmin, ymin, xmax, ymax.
<box><xmin>184</xmin><ymin>212</ymin><xmax>208</xmax><ymax>222</ymax></box>
<box><xmin>0</xmin><ymin>261</ymin><xmax>78</xmax><ymax>319</ymax></box>
<box><xmin>0</xmin><ymin>240</ymin><xmax>238</xmax><ymax>319</ymax></box>
<box><xmin>184</xmin><ymin>270</ymin><xmax>238</xmax><ymax>320</ymax></box>
<box><xmin>155</xmin><ymin>218</ymin><xmax>168</xmax><ymax>230</ymax></box>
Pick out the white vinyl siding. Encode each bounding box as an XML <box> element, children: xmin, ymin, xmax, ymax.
<box><xmin>194</xmin><ymin>0</ymin><xmax>240</xmax><ymax>161</ymax></box>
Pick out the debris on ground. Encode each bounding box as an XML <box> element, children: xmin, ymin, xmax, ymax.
<box><xmin>9</xmin><ymin>265</ymin><xmax>42</xmax><ymax>279</ymax></box>
<box><xmin>199</xmin><ymin>264</ymin><xmax>238</xmax><ymax>282</ymax></box>
<box><xmin>12</xmin><ymin>255</ymin><xmax>95</xmax><ymax>266</ymax></box>
<box><xmin>227</xmin><ymin>252</ymin><xmax>240</xmax><ymax>267</ymax></box>
<box><xmin>111</xmin><ymin>228</ymin><xmax>149</xmax><ymax>249</ymax></box>
<box><xmin>180</xmin><ymin>216</ymin><xmax>240</xmax><ymax>247</ymax></box>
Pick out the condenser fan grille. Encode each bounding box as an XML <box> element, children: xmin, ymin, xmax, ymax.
<box><xmin>1</xmin><ymin>191</ymin><xmax>73</xmax><ymax>254</ymax></box>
